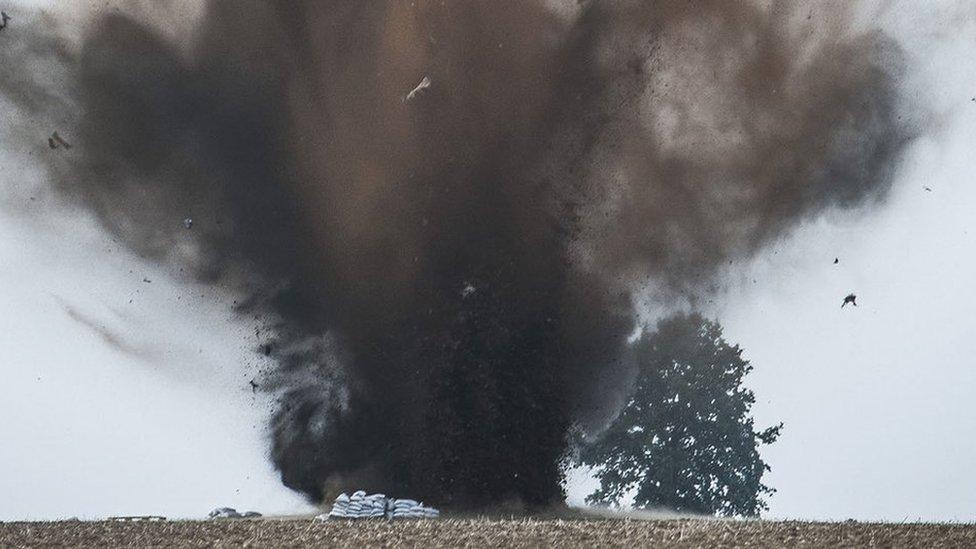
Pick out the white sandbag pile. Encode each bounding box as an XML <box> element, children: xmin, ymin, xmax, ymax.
<box><xmin>327</xmin><ymin>492</ymin><xmax>388</xmax><ymax>519</ymax></box>
<box><xmin>208</xmin><ymin>507</ymin><xmax>262</xmax><ymax>519</ymax></box>
<box><xmin>389</xmin><ymin>498</ymin><xmax>440</xmax><ymax>519</ymax></box>
<box><xmin>319</xmin><ymin>490</ymin><xmax>440</xmax><ymax>520</ymax></box>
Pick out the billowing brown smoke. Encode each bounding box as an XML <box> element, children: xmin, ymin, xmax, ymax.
<box><xmin>2</xmin><ymin>1</ymin><xmax>911</xmax><ymax>508</ymax></box>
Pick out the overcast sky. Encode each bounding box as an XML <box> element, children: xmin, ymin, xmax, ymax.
<box><xmin>1</xmin><ymin>1</ymin><xmax>974</xmax><ymax>522</ymax></box>
<box><xmin>717</xmin><ymin>3</ymin><xmax>976</xmax><ymax>521</ymax></box>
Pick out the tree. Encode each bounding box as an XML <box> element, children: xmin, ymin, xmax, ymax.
<box><xmin>578</xmin><ymin>313</ymin><xmax>782</xmax><ymax>517</ymax></box>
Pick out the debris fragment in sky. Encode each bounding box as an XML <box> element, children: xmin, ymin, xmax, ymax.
<box><xmin>48</xmin><ymin>131</ymin><xmax>71</xmax><ymax>150</ymax></box>
<box><xmin>404</xmin><ymin>76</ymin><xmax>431</xmax><ymax>103</ymax></box>
<box><xmin>0</xmin><ymin>11</ymin><xmax>10</xmax><ymax>31</ymax></box>
<box><xmin>183</xmin><ymin>217</ymin><xmax>193</xmax><ymax>229</ymax></box>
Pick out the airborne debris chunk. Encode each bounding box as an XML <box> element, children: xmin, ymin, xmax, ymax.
<box><xmin>183</xmin><ymin>217</ymin><xmax>193</xmax><ymax>229</ymax></box>
<box><xmin>48</xmin><ymin>131</ymin><xmax>71</xmax><ymax>150</ymax></box>
<box><xmin>0</xmin><ymin>11</ymin><xmax>10</xmax><ymax>31</ymax></box>
<box><xmin>404</xmin><ymin>76</ymin><xmax>431</xmax><ymax>103</ymax></box>
<box><xmin>842</xmin><ymin>293</ymin><xmax>857</xmax><ymax>308</ymax></box>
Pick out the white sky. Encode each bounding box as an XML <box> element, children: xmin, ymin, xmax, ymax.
<box><xmin>717</xmin><ymin>3</ymin><xmax>976</xmax><ymax>521</ymax></box>
<box><xmin>1</xmin><ymin>0</ymin><xmax>974</xmax><ymax>522</ymax></box>
<box><xmin>0</xmin><ymin>186</ymin><xmax>313</xmax><ymax>520</ymax></box>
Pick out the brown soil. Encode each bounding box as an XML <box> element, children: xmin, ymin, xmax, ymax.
<box><xmin>2</xmin><ymin>518</ymin><xmax>973</xmax><ymax>548</ymax></box>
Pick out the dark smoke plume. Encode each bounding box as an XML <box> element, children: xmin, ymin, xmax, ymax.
<box><xmin>3</xmin><ymin>1</ymin><xmax>912</xmax><ymax>508</ymax></box>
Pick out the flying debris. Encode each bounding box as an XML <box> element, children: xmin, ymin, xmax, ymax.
<box><xmin>842</xmin><ymin>293</ymin><xmax>857</xmax><ymax>308</ymax></box>
<box><xmin>0</xmin><ymin>11</ymin><xmax>10</xmax><ymax>31</ymax></box>
<box><xmin>249</xmin><ymin>379</ymin><xmax>259</xmax><ymax>392</ymax></box>
<box><xmin>404</xmin><ymin>76</ymin><xmax>431</xmax><ymax>103</ymax></box>
<box><xmin>834</xmin><ymin>258</ymin><xmax>839</xmax><ymax>264</ymax></box>
<box><xmin>461</xmin><ymin>282</ymin><xmax>477</xmax><ymax>298</ymax></box>
<box><xmin>183</xmin><ymin>217</ymin><xmax>193</xmax><ymax>229</ymax></box>
<box><xmin>47</xmin><ymin>131</ymin><xmax>71</xmax><ymax>150</ymax></box>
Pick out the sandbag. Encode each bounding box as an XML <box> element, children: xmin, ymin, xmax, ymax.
<box><xmin>322</xmin><ymin>490</ymin><xmax>440</xmax><ymax>520</ymax></box>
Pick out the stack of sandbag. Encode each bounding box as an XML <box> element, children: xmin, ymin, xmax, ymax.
<box><xmin>326</xmin><ymin>491</ymin><xmax>388</xmax><ymax>519</ymax></box>
<box><xmin>389</xmin><ymin>498</ymin><xmax>440</xmax><ymax>519</ymax></box>
<box><xmin>318</xmin><ymin>491</ymin><xmax>440</xmax><ymax>520</ymax></box>
<box><xmin>208</xmin><ymin>507</ymin><xmax>262</xmax><ymax>519</ymax></box>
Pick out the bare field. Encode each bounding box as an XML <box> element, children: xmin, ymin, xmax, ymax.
<box><xmin>1</xmin><ymin>518</ymin><xmax>974</xmax><ymax>548</ymax></box>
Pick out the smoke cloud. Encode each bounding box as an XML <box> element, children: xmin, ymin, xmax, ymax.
<box><xmin>2</xmin><ymin>1</ymin><xmax>912</xmax><ymax>508</ymax></box>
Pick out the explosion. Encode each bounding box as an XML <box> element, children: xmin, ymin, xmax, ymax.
<box><xmin>1</xmin><ymin>0</ymin><xmax>912</xmax><ymax>508</ymax></box>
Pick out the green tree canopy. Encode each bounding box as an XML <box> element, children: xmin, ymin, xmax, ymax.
<box><xmin>579</xmin><ymin>313</ymin><xmax>781</xmax><ymax>517</ymax></box>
